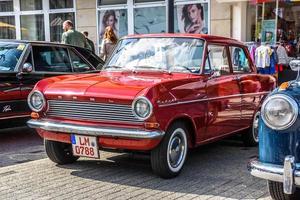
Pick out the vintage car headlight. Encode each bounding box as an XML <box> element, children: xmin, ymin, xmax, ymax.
<box><xmin>28</xmin><ymin>90</ymin><xmax>46</xmax><ymax>112</ymax></box>
<box><xmin>132</xmin><ymin>97</ymin><xmax>153</xmax><ymax>120</ymax></box>
<box><xmin>261</xmin><ymin>94</ymin><xmax>298</xmax><ymax>130</ymax></box>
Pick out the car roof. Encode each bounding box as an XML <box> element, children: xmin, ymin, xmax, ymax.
<box><xmin>123</xmin><ymin>33</ymin><xmax>245</xmax><ymax>46</ymax></box>
<box><xmin>0</xmin><ymin>39</ymin><xmax>89</xmax><ymax>49</ymax></box>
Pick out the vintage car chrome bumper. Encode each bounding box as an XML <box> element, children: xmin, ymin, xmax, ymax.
<box><xmin>27</xmin><ymin>119</ymin><xmax>165</xmax><ymax>139</ymax></box>
<box><xmin>249</xmin><ymin>156</ymin><xmax>300</xmax><ymax>194</ymax></box>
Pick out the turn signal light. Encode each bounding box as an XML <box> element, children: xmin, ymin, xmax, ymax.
<box><xmin>31</xmin><ymin>112</ymin><xmax>39</xmax><ymax>119</ymax></box>
<box><xmin>279</xmin><ymin>82</ymin><xmax>289</xmax><ymax>91</ymax></box>
<box><xmin>144</xmin><ymin>122</ymin><xmax>160</xmax><ymax>129</ymax></box>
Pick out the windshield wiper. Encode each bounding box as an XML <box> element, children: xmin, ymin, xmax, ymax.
<box><xmin>105</xmin><ymin>65</ymin><xmax>123</xmax><ymax>70</ymax></box>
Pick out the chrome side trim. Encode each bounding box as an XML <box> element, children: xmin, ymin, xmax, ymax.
<box><xmin>159</xmin><ymin>91</ymin><xmax>269</xmax><ymax>107</ymax></box>
<box><xmin>0</xmin><ymin>114</ymin><xmax>30</xmax><ymax>120</ymax></box>
<box><xmin>27</xmin><ymin>119</ymin><xmax>164</xmax><ymax>139</ymax></box>
<box><xmin>249</xmin><ymin>157</ymin><xmax>300</xmax><ymax>194</ymax></box>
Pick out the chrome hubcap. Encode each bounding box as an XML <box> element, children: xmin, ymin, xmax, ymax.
<box><xmin>167</xmin><ymin>129</ymin><xmax>187</xmax><ymax>172</ymax></box>
<box><xmin>252</xmin><ymin>112</ymin><xmax>260</xmax><ymax>143</ymax></box>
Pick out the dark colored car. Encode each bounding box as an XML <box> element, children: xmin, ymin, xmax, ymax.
<box><xmin>249</xmin><ymin>60</ymin><xmax>300</xmax><ymax>200</ymax></box>
<box><xmin>0</xmin><ymin>40</ymin><xmax>104</xmax><ymax>129</ymax></box>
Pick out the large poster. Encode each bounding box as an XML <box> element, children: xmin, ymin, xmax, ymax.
<box><xmin>175</xmin><ymin>3</ymin><xmax>209</xmax><ymax>34</ymax></box>
<box><xmin>98</xmin><ymin>9</ymin><xmax>128</xmax><ymax>40</ymax></box>
<box><xmin>262</xmin><ymin>20</ymin><xmax>276</xmax><ymax>44</ymax></box>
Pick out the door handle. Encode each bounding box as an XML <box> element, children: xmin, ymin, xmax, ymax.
<box><xmin>16</xmin><ymin>72</ymin><xmax>23</xmax><ymax>80</ymax></box>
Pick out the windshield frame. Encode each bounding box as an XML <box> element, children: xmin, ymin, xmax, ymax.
<box><xmin>103</xmin><ymin>37</ymin><xmax>206</xmax><ymax>75</ymax></box>
<box><xmin>0</xmin><ymin>41</ymin><xmax>29</xmax><ymax>73</ymax></box>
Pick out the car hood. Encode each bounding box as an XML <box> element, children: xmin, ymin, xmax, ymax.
<box><xmin>42</xmin><ymin>71</ymin><xmax>200</xmax><ymax>101</ymax></box>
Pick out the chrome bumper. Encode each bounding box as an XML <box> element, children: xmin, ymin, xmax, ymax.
<box><xmin>27</xmin><ymin>119</ymin><xmax>165</xmax><ymax>139</ymax></box>
<box><xmin>249</xmin><ymin>156</ymin><xmax>300</xmax><ymax>194</ymax></box>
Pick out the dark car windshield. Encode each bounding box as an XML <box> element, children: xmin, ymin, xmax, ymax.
<box><xmin>0</xmin><ymin>42</ymin><xmax>26</xmax><ymax>72</ymax></box>
<box><xmin>105</xmin><ymin>37</ymin><xmax>205</xmax><ymax>74</ymax></box>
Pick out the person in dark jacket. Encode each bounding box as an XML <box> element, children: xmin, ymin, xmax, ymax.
<box><xmin>82</xmin><ymin>31</ymin><xmax>95</xmax><ymax>53</ymax></box>
<box><xmin>61</xmin><ymin>20</ymin><xmax>91</xmax><ymax>50</ymax></box>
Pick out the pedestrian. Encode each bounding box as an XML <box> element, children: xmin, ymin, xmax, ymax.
<box><xmin>61</xmin><ymin>20</ymin><xmax>91</xmax><ymax>50</ymax></box>
<box><xmin>276</xmin><ymin>40</ymin><xmax>289</xmax><ymax>72</ymax></box>
<box><xmin>100</xmin><ymin>26</ymin><xmax>118</xmax><ymax>61</ymax></box>
<box><xmin>82</xmin><ymin>31</ymin><xmax>95</xmax><ymax>53</ymax></box>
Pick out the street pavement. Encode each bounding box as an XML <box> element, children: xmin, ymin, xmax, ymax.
<box><xmin>0</xmin><ymin>128</ymin><xmax>271</xmax><ymax>200</ymax></box>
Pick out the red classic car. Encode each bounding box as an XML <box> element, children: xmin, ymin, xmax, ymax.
<box><xmin>27</xmin><ymin>34</ymin><xmax>276</xmax><ymax>178</ymax></box>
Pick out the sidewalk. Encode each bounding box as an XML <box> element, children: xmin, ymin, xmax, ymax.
<box><xmin>0</xmin><ymin>141</ymin><xmax>270</xmax><ymax>200</ymax></box>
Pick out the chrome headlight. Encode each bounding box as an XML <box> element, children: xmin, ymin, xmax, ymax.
<box><xmin>28</xmin><ymin>90</ymin><xmax>46</xmax><ymax>112</ymax></box>
<box><xmin>261</xmin><ymin>94</ymin><xmax>298</xmax><ymax>130</ymax></box>
<box><xmin>132</xmin><ymin>97</ymin><xmax>153</xmax><ymax>120</ymax></box>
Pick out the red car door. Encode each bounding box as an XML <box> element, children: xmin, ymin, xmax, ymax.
<box><xmin>202</xmin><ymin>44</ymin><xmax>242</xmax><ymax>141</ymax></box>
<box><xmin>229</xmin><ymin>45</ymin><xmax>275</xmax><ymax>128</ymax></box>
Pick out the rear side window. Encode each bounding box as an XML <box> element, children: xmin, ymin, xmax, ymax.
<box><xmin>75</xmin><ymin>47</ymin><xmax>104</xmax><ymax>70</ymax></box>
<box><xmin>229</xmin><ymin>46</ymin><xmax>251</xmax><ymax>73</ymax></box>
<box><xmin>32</xmin><ymin>46</ymin><xmax>72</xmax><ymax>72</ymax></box>
<box><xmin>69</xmin><ymin>49</ymin><xmax>95</xmax><ymax>72</ymax></box>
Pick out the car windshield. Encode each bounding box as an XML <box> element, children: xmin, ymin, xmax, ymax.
<box><xmin>105</xmin><ymin>37</ymin><xmax>205</xmax><ymax>74</ymax></box>
<box><xmin>0</xmin><ymin>42</ymin><xmax>26</xmax><ymax>72</ymax></box>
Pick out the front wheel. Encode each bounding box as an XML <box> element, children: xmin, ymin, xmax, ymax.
<box><xmin>151</xmin><ymin>122</ymin><xmax>188</xmax><ymax>179</ymax></box>
<box><xmin>242</xmin><ymin>111</ymin><xmax>260</xmax><ymax>147</ymax></box>
<box><xmin>268</xmin><ymin>181</ymin><xmax>300</xmax><ymax>200</ymax></box>
<box><xmin>45</xmin><ymin>139</ymin><xmax>79</xmax><ymax>164</ymax></box>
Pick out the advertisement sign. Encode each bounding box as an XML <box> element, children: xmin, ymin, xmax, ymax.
<box><xmin>98</xmin><ymin>9</ymin><xmax>128</xmax><ymax>40</ymax></box>
<box><xmin>174</xmin><ymin>3</ymin><xmax>209</xmax><ymax>34</ymax></box>
<box><xmin>262</xmin><ymin>20</ymin><xmax>276</xmax><ymax>44</ymax></box>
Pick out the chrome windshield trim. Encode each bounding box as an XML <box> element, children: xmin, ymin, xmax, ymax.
<box><xmin>27</xmin><ymin>119</ymin><xmax>164</xmax><ymax>139</ymax></box>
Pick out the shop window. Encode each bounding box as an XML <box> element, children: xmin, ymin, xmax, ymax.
<box><xmin>174</xmin><ymin>3</ymin><xmax>209</xmax><ymax>34</ymax></box>
<box><xmin>50</xmin><ymin>12</ymin><xmax>75</xmax><ymax>42</ymax></box>
<box><xmin>135</xmin><ymin>0</ymin><xmax>164</xmax><ymax>3</ymax></box>
<box><xmin>20</xmin><ymin>15</ymin><xmax>45</xmax><ymax>41</ymax></box>
<box><xmin>98</xmin><ymin>0</ymin><xmax>126</xmax><ymax>6</ymax></box>
<box><xmin>0</xmin><ymin>16</ymin><xmax>16</xmax><ymax>39</ymax></box>
<box><xmin>0</xmin><ymin>1</ymin><xmax>13</xmax><ymax>12</ymax></box>
<box><xmin>134</xmin><ymin>6</ymin><xmax>166</xmax><ymax>34</ymax></box>
<box><xmin>98</xmin><ymin>9</ymin><xmax>128</xmax><ymax>40</ymax></box>
<box><xmin>50</xmin><ymin>0</ymin><xmax>73</xmax><ymax>9</ymax></box>
<box><xmin>20</xmin><ymin>0</ymin><xmax>42</xmax><ymax>11</ymax></box>
<box><xmin>229</xmin><ymin>46</ymin><xmax>251</xmax><ymax>73</ymax></box>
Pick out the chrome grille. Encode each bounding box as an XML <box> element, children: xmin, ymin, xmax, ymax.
<box><xmin>46</xmin><ymin>100</ymin><xmax>143</xmax><ymax>123</ymax></box>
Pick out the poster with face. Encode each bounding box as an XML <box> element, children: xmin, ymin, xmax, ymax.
<box><xmin>175</xmin><ymin>3</ymin><xmax>209</xmax><ymax>34</ymax></box>
<box><xmin>99</xmin><ymin>9</ymin><xmax>128</xmax><ymax>40</ymax></box>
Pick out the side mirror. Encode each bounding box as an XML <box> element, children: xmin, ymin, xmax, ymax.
<box><xmin>289</xmin><ymin>60</ymin><xmax>300</xmax><ymax>71</ymax></box>
<box><xmin>22</xmin><ymin>62</ymin><xmax>33</xmax><ymax>73</ymax></box>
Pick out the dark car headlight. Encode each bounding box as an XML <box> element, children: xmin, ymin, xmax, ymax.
<box><xmin>132</xmin><ymin>97</ymin><xmax>153</xmax><ymax>120</ymax></box>
<box><xmin>28</xmin><ymin>90</ymin><xmax>46</xmax><ymax>112</ymax></box>
<box><xmin>261</xmin><ymin>94</ymin><xmax>298</xmax><ymax>130</ymax></box>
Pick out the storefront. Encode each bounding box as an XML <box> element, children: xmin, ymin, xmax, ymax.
<box><xmin>0</xmin><ymin>0</ymin><xmax>76</xmax><ymax>42</ymax></box>
<box><xmin>247</xmin><ymin>0</ymin><xmax>300</xmax><ymax>57</ymax></box>
<box><xmin>96</xmin><ymin>0</ymin><xmax>211</xmax><ymax>51</ymax></box>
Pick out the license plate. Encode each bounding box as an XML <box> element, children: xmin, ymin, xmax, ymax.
<box><xmin>71</xmin><ymin>135</ymin><xmax>99</xmax><ymax>158</ymax></box>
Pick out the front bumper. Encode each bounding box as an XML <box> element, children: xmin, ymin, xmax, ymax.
<box><xmin>249</xmin><ymin>156</ymin><xmax>300</xmax><ymax>194</ymax></box>
<box><xmin>27</xmin><ymin>119</ymin><xmax>165</xmax><ymax>139</ymax></box>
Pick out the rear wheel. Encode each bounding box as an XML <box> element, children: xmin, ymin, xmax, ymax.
<box><xmin>151</xmin><ymin>122</ymin><xmax>188</xmax><ymax>179</ymax></box>
<box><xmin>45</xmin><ymin>139</ymin><xmax>79</xmax><ymax>164</ymax></box>
<box><xmin>268</xmin><ymin>181</ymin><xmax>300</xmax><ymax>200</ymax></box>
<box><xmin>242</xmin><ymin>111</ymin><xmax>260</xmax><ymax>147</ymax></box>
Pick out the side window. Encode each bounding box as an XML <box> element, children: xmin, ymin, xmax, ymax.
<box><xmin>75</xmin><ymin>47</ymin><xmax>104</xmax><ymax>69</ymax></box>
<box><xmin>32</xmin><ymin>46</ymin><xmax>72</xmax><ymax>72</ymax></box>
<box><xmin>69</xmin><ymin>49</ymin><xmax>94</xmax><ymax>72</ymax></box>
<box><xmin>229</xmin><ymin>46</ymin><xmax>251</xmax><ymax>73</ymax></box>
<box><xmin>205</xmin><ymin>45</ymin><xmax>230</xmax><ymax>76</ymax></box>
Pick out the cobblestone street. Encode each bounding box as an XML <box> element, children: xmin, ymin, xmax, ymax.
<box><xmin>0</xmin><ymin>128</ymin><xmax>271</xmax><ymax>200</ymax></box>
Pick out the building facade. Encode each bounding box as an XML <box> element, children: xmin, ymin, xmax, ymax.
<box><xmin>2</xmin><ymin>0</ymin><xmax>298</xmax><ymax>55</ymax></box>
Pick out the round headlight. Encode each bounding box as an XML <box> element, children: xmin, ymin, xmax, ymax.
<box><xmin>28</xmin><ymin>90</ymin><xmax>46</xmax><ymax>112</ymax></box>
<box><xmin>132</xmin><ymin>97</ymin><xmax>153</xmax><ymax>120</ymax></box>
<box><xmin>261</xmin><ymin>94</ymin><xmax>298</xmax><ymax>130</ymax></box>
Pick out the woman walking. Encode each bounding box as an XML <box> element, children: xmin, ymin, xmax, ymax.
<box><xmin>100</xmin><ymin>26</ymin><xmax>118</xmax><ymax>61</ymax></box>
